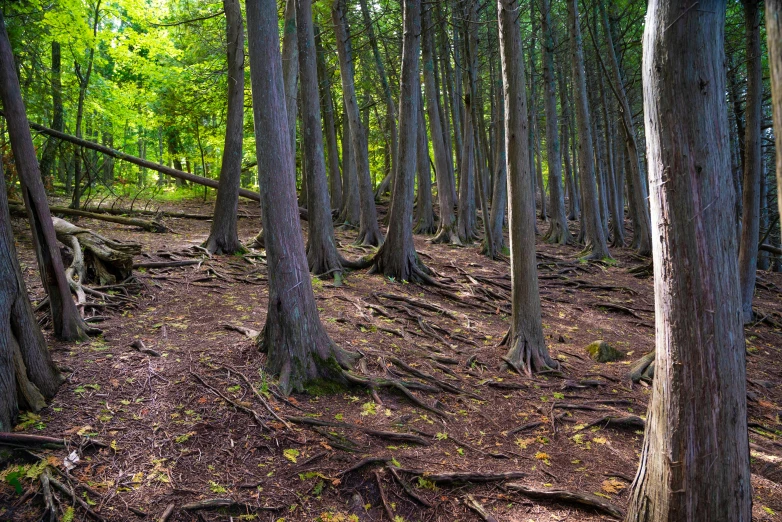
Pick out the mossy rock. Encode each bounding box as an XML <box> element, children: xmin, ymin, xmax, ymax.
<box><xmin>586</xmin><ymin>340</ymin><xmax>623</xmax><ymax>363</ymax></box>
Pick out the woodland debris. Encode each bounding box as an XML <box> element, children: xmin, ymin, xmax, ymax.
<box><xmin>222</xmin><ymin>323</ymin><xmax>261</xmax><ymax>338</ymax></box>
<box><xmin>133</xmin><ymin>259</ymin><xmax>200</xmax><ymax>269</ymax></box>
<box><xmin>0</xmin><ymin>433</ymin><xmax>66</xmax><ymax>447</ymax></box>
<box><xmin>465</xmin><ymin>494</ymin><xmax>499</xmax><ymax>522</ymax></box>
<box><xmin>181</xmin><ymin>498</ymin><xmax>282</xmax><ymax>512</ymax></box>
<box><xmin>388</xmin><ymin>466</ymin><xmax>433</xmax><ymax>507</ymax></box>
<box><xmin>157</xmin><ymin>503</ymin><xmax>175</xmax><ymax>522</ymax></box>
<box><xmin>130</xmin><ymin>339</ymin><xmax>161</xmax><ymax>357</ymax></box>
<box><xmin>578</xmin><ymin>415</ymin><xmax>646</xmax><ymax>431</ymax></box>
<box><xmin>396</xmin><ymin>468</ymin><xmax>526</xmax><ymax>484</ymax></box>
<box><xmin>10</xmin><ymin>201</ymin><xmax>170</xmax><ymax>232</ymax></box>
<box><xmin>505</xmin><ymin>483</ymin><xmax>624</xmax><ymax>519</ymax></box>
<box><xmin>628</xmin><ymin>351</ymin><xmax>656</xmax><ymax>383</ymax></box>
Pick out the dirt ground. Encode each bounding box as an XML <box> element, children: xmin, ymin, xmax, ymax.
<box><xmin>2</xmin><ymin>197</ymin><xmax>782</xmax><ymax>522</ymax></box>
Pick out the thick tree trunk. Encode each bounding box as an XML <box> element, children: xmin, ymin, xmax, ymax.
<box><xmin>498</xmin><ymin>0</ymin><xmax>557</xmax><ymax>375</ymax></box>
<box><xmin>626</xmin><ymin>2</ymin><xmax>751</xmax><ymax>520</ymax></box>
<box><xmin>414</xmin><ymin>90</ymin><xmax>435</xmax><ymax>235</ymax></box>
<box><xmin>204</xmin><ymin>0</ymin><xmax>245</xmax><ymax>255</ymax></box>
<box><xmin>0</xmin><ymin>160</ymin><xmax>62</xmax><ymax>432</ymax></box>
<box><xmin>245</xmin><ymin>0</ymin><xmax>356</xmax><ymax>394</ymax></box>
<box><xmin>423</xmin><ymin>4</ymin><xmax>459</xmax><ymax>245</ymax></box>
<box><xmin>371</xmin><ymin>0</ymin><xmax>431</xmax><ymax>283</ymax></box>
<box><xmin>0</xmin><ymin>13</ymin><xmax>92</xmax><ymax>341</ymax></box>
<box><xmin>332</xmin><ymin>0</ymin><xmax>383</xmax><ymax>246</ymax></box>
<box><xmin>769</xmin><ymin>0</ymin><xmax>782</xmax><ymax>224</ymax></box>
<box><xmin>567</xmin><ymin>0</ymin><xmax>610</xmax><ymax>259</ymax></box>
<box><xmin>315</xmin><ymin>28</ymin><xmax>342</xmax><ymax>213</ymax></box>
<box><xmin>540</xmin><ymin>0</ymin><xmax>570</xmax><ymax>245</ymax></box>
<box><xmin>297</xmin><ymin>0</ymin><xmax>343</xmax><ymax>279</ymax></box>
<box><xmin>598</xmin><ymin>0</ymin><xmax>651</xmax><ymax>255</ymax></box>
<box><xmin>738</xmin><ymin>0</ymin><xmax>763</xmax><ymax>323</ymax></box>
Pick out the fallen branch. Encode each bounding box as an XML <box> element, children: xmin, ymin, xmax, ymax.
<box><xmin>505</xmin><ymin>483</ymin><xmax>624</xmax><ymax>519</ymax></box>
<box><xmin>130</xmin><ymin>339</ymin><xmax>161</xmax><ymax>357</ymax></box>
<box><xmin>10</xmin><ymin>202</ymin><xmax>170</xmax><ymax>232</ymax></box>
<box><xmin>0</xmin><ymin>433</ymin><xmax>65</xmax><ymax>446</ymax></box>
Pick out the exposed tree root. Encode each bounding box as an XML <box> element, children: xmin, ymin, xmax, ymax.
<box><xmin>578</xmin><ymin>415</ymin><xmax>646</xmax><ymax>432</ymax></box>
<box><xmin>389</xmin><ymin>466</ymin><xmax>433</xmax><ymax>507</ymax></box>
<box><xmin>395</xmin><ymin>469</ymin><xmax>526</xmax><ymax>484</ymax></box>
<box><xmin>181</xmin><ymin>498</ymin><xmax>282</xmax><ymax>513</ymax></box>
<box><xmin>592</xmin><ymin>301</ymin><xmax>643</xmax><ymax>319</ymax></box>
<box><xmin>341</xmin><ymin>371</ymin><xmax>448</xmax><ymax>418</ymax></box>
<box><xmin>466</xmin><ymin>493</ymin><xmax>499</xmax><ymax>522</ymax></box>
<box><xmin>501</xmin><ymin>329</ymin><xmax>560</xmax><ymax>377</ymax></box>
<box><xmin>505</xmin><ymin>483</ymin><xmax>624</xmax><ymax>519</ymax></box>
<box><xmin>628</xmin><ymin>351</ymin><xmax>655</xmax><ymax>383</ymax></box>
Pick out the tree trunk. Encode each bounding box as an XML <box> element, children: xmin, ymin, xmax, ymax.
<box><xmin>332</xmin><ymin>0</ymin><xmax>383</xmax><ymax>246</ymax></box>
<box><xmin>297</xmin><ymin>0</ymin><xmax>343</xmax><ymax>279</ymax></box>
<box><xmin>423</xmin><ymin>3</ymin><xmax>459</xmax><ymax>245</ymax></box>
<box><xmin>598</xmin><ymin>0</ymin><xmax>651</xmax><ymax>255</ymax></box>
<box><xmin>338</xmin><ymin>103</ymin><xmax>361</xmax><ymax>226</ymax></box>
<box><xmin>567</xmin><ymin>0</ymin><xmax>610</xmax><ymax>259</ymax></box>
<box><xmin>0</xmin><ymin>12</ymin><xmax>92</xmax><ymax>341</ymax></box>
<box><xmin>315</xmin><ymin>27</ymin><xmax>342</xmax><ymax>213</ymax></box>
<box><xmin>414</xmin><ymin>88</ymin><xmax>435</xmax><ymax>235</ymax></box>
<box><xmin>738</xmin><ymin>0</ymin><xmax>763</xmax><ymax>323</ymax></box>
<box><xmin>204</xmin><ymin>0</ymin><xmax>245</xmax><ymax>255</ymax></box>
<box><xmin>0</xmin><ymin>163</ymin><xmax>63</xmax><ymax>432</ymax></box>
<box><xmin>38</xmin><ymin>41</ymin><xmax>62</xmax><ymax>190</ymax></box>
<box><xmin>245</xmin><ymin>0</ymin><xmax>357</xmax><ymax>394</ymax></box>
<box><xmin>359</xmin><ymin>0</ymin><xmax>397</xmax><ymax>199</ymax></box>
<box><xmin>497</xmin><ymin>0</ymin><xmax>557</xmax><ymax>375</ymax></box>
<box><xmin>540</xmin><ymin>0</ymin><xmax>570</xmax><ymax>245</ymax></box>
<box><xmin>626</xmin><ymin>2</ymin><xmax>751</xmax><ymax>519</ymax></box>
<box><xmin>558</xmin><ymin>65</ymin><xmax>578</xmax><ymax>221</ymax></box>
<box><xmin>371</xmin><ymin>0</ymin><xmax>431</xmax><ymax>283</ymax></box>
<box><xmin>457</xmin><ymin>93</ymin><xmax>477</xmax><ymax>243</ymax></box>
<box><xmin>488</xmin><ymin>82</ymin><xmax>507</xmax><ymax>253</ymax></box>
<box><xmin>282</xmin><ymin>0</ymin><xmax>298</xmax><ymax>160</ymax></box>
<box><xmin>769</xmin><ymin>0</ymin><xmax>782</xmax><ymax>226</ymax></box>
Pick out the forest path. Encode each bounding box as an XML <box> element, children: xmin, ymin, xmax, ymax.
<box><xmin>4</xmin><ymin>198</ymin><xmax>782</xmax><ymax>522</ymax></box>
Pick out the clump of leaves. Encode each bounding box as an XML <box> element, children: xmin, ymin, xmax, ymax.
<box><xmin>360</xmin><ymin>402</ymin><xmax>377</xmax><ymax>416</ymax></box>
<box><xmin>535</xmin><ymin>451</ymin><xmax>551</xmax><ymax>466</ymax></box>
<box><xmin>283</xmin><ymin>449</ymin><xmax>300</xmax><ymax>463</ymax></box>
<box><xmin>209</xmin><ymin>481</ymin><xmax>227</xmax><ymax>494</ymax></box>
<box><xmin>601</xmin><ymin>478</ymin><xmax>626</xmax><ymax>494</ymax></box>
<box><xmin>416</xmin><ymin>477</ymin><xmax>437</xmax><ymax>491</ymax></box>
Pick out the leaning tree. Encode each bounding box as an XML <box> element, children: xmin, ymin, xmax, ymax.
<box><xmin>497</xmin><ymin>0</ymin><xmax>558</xmax><ymax>374</ymax></box>
<box><xmin>203</xmin><ymin>0</ymin><xmax>245</xmax><ymax>255</ymax></box>
<box><xmin>245</xmin><ymin>0</ymin><xmax>357</xmax><ymax>394</ymax></box>
<box><xmin>0</xmin><ymin>10</ymin><xmax>93</xmax><ymax>341</ymax></box>
<box><xmin>0</xmin><ymin>163</ymin><xmax>63</xmax><ymax>432</ymax></box>
<box><xmin>625</xmin><ymin>1</ymin><xmax>751</xmax><ymax>520</ymax></box>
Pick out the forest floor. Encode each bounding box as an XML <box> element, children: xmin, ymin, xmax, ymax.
<box><xmin>3</xmin><ymin>197</ymin><xmax>782</xmax><ymax>522</ymax></box>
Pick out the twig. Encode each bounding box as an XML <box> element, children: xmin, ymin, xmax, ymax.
<box><xmin>190</xmin><ymin>372</ymin><xmax>268</xmax><ymax>429</ymax></box>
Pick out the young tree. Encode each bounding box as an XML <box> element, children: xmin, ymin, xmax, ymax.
<box><xmin>297</xmin><ymin>0</ymin><xmax>343</xmax><ymax>278</ymax></box>
<box><xmin>567</xmin><ymin>0</ymin><xmax>610</xmax><ymax>259</ymax></box>
<box><xmin>315</xmin><ymin>27</ymin><xmax>342</xmax><ymax>212</ymax></box>
<box><xmin>0</xmin><ymin>11</ymin><xmax>92</xmax><ymax>341</ymax></box>
<box><xmin>626</xmin><ymin>1</ymin><xmax>751</xmax><ymax>519</ymax></box>
<box><xmin>540</xmin><ymin>0</ymin><xmax>571</xmax><ymax>245</ymax></box>
<box><xmin>245</xmin><ymin>0</ymin><xmax>357</xmax><ymax>394</ymax></box>
<box><xmin>204</xmin><ymin>0</ymin><xmax>244</xmax><ymax>255</ymax></box>
<box><xmin>371</xmin><ymin>0</ymin><xmax>432</xmax><ymax>283</ymax></box>
<box><xmin>498</xmin><ymin>0</ymin><xmax>557</xmax><ymax>374</ymax></box>
<box><xmin>770</xmin><ymin>0</ymin><xmax>782</xmax><ymax>222</ymax></box>
<box><xmin>332</xmin><ymin>0</ymin><xmax>383</xmax><ymax>246</ymax></box>
<box><xmin>738</xmin><ymin>0</ymin><xmax>763</xmax><ymax>323</ymax></box>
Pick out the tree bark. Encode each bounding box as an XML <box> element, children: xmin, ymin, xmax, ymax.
<box><xmin>332</xmin><ymin>0</ymin><xmax>383</xmax><ymax>246</ymax></box>
<box><xmin>540</xmin><ymin>0</ymin><xmax>570</xmax><ymax>245</ymax></box>
<box><xmin>245</xmin><ymin>0</ymin><xmax>357</xmax><ymax>394</ymax></box>
<box><xmin>737</xmin><ymin>0</ymin><xmax>763</xmax><ymax>323</ymax></box>
<box><xmin>282</xmin><ymin>0</ymin><xmax>298</xmax><ymax>160</ymax></box>
<box><xmin>371</xmin><ymin>0</ymin><xmax>431</xmax><ymax>283</ymax></box>
<box><xmin>204</xmin><ymin>0</ymin><xmax>245</xmax><ymax>255</ymax></box>
<box><xmin>626</xmin><ymin>2</ymin><xmax>751</xmax><ymax>519</ymax></box>
<box><xmin>769</xmin><ymin>0</ymin><xmax>782</xmax><ymax>225</ymax></box>
<box><xmin>567</xmin><ymin>0</ymin><xmax>610</xmax><ymax>259</ymax></box>
<box><xmin>297</xmin><ymin>0</ymin><xmax>343</xmax><ymax>279</ymax></box>
<box><xmin>488</xmin><ymin>81</ymin><xmax>507</xmax><ymax>253</ymax></box>
<box><xmin>338</xmin><ymin>103</ymin><xmax>361</xmax><ymax>226</ymax></box>
<box><xmin>414</xmin><ymin>89</ymin><xmax>435</xmax><ymax>235</ymax></box>
<box><xmin>498</xmin><ymin>0</ymin><xmax>557</xmax><ymax>375</ymax></box>
<box><xmin>38</xmin><ymin>41</ymin><xmax>62</xmax><ymax>189</ymax></box>
<box><xmin>0</xmin><ymin>12</ymin><xmax>92</xmax><ymax>341</ymax></box>
<box><xmin>315</xmin><ymin>27</ymin><xmax>342</xmax><ymax>213</ymax></box>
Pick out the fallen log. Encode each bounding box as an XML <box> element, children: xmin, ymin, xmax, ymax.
<box><xmin>10</xmin><ymin>114</ymin><xmax>262</xmax><ymax>202</ymax></box>
<box><xmin>10</xmin><ymin>201</ymin><xmax>169</xmax><ymax>232</ymax></box>
<box><xmin>759</xmin><ymin>243</ymin><xmax>782</xmax><ymax>256</ymax></box>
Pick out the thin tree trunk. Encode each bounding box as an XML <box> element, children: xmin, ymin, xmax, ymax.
<box><xmin>423</xmin><ymin>3</ymin><xmax>459</xmax><ymax>245</ymax></box>
<box><xmin>371</xmin><ymin>0</ymin><xmax>432</xmax><ymax>283</ymax></box>
<box><xmin>204</xmin><ymin>0</ymin><xmax>245</xmax><ymax>255</ymax></box>
<box><xmin>414</xmin><ymin>89</ymin><xmax>435</xmax><ymax>235</ymax></box>
<box><xmin>769</xmin><ymin>0</ymin><xmax>782</xmax><ymax>225</ymax></box>
<box><xmin>316</xmin><ymin>27</ymin><xmax>342</xmax><ymax>213</ymax></box>
<box><xmin>0</xmin><ymin>12</ymin><xmax>93</xmax><ymax>342</ymax></box>
<box><xmin>567</xmin><ymin>0</ymin><xmax>610</xmax><ymax>259</ymax></box>
<box><xmin>626</xmin><ymin>2</ymin><xmax>751</xmax><ymax>520</ymax></box>
<box><xmin>332</xmin><ymin>0</ymin><xmax>383</xmax><ymax>246</ymax></box>
<box><xmin>298</xmin><ymin>0</ymin><xmax>343</xmax><ymax>278</ymax></box>
<box><xmin>541</xmin><ymin>0</ymin><xmax>570</xmax><ymax>244</ymax></box>
<box><xmin>488</xmin><ymin>82</ymin><xmax>507</xmax><ymax>253</ymax></box>
<box><xmin>738</xmin><ymin>0</ymin><xmax>763</xmax><ymax>323</ymax></box>
<box><xmin>457</xmin><ymin>94</ymin><xmax>477</xmax><ymax>243</ymax></box>
<box><xmin>498</xmin><ymin>0</ymin><xmax>557</xmax><ymax>375</ymax></box>
<box><xmin>39</xmin><ymin>41</ymin><xmax>62</xmax><ymax>189</ymax></box>
<box><xmin>339</xmin><ymin>103</ymin><xmax>361</xmax><ymax>226</ymax></box>
<box><xmin>558</xmin><ymin>65</ymin><xmax>578</xmax><ymax>221</ymax></box>
<box><xmin>282</xmin><ymin>0</ymin><xmax>298</xmax><ymax>160</ymax></box>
